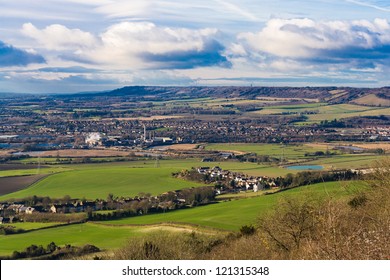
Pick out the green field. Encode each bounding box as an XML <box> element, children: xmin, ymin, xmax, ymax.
<box><xmin>99</xmin><ymin>181</ymin><xmax>363</xmax><ymax>231</ymax></box>
<box><xmin>0</xmin><ymin>166</ymin><xmax>204</xmax><ymax>200</ymax></box>
<box><xmin>0</xmin><ymin>166</ymin><xmax>68</xmax><ymax>178</ymax></box>
<box><xmin>0</xmin><ymin>180</ymin><xmax>364</xmax><ymax>256</ymax></box>
<box><xmin>0</xmin><ymin>159</ymin><xmax>301</xmax><ymax>201</ymax></box>
<box><xmin>250</xmin><ymin>103</ymin><xmax>390</xmax><ymax>123</ymax></box>
<box><xmin>0</xmin><ymin>223</ymin><xmax>143</xmax><ymax>256</ymax></box>
<box><xmin>308</xmin><ymin>154</ymin><xmax>384</xmax><ymax>169</ymax></box>
<box><xmin>2</xmin><ymin>152</ymin><xmax>382</xmax><ymax>201</ymax></box>
<box><xmin>206</xmin><ymin>143</ymin><xmax>328</xmax><ymax>160</ymax></box>
<box><xmin>205</xmin><ymin>143</ymin><xmax>383</xmax><ymax>170</ymax></box>
<box><xmin>9</xmin><ymin>222</ymin><xmax>63</xmax><ymax>230</ymax></box>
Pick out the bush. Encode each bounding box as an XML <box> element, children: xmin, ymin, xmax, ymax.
<box><xmin>240</xmin><ymin>225</ymin><xmax>256</xmax><ymax>236</ymax></box>
<box><xmin>112</xmin><ymin>231</ymin><xmax>223</xmax><ymax>260</ymax></box>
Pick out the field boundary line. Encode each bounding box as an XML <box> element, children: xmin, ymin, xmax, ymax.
<box><xmin>90</xmin><ymin>221</ymin><xmax>234</xmax><ymax>233</ymax></box>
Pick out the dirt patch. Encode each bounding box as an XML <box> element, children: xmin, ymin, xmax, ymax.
<box><xmin>0</xmin><ymin>164</ymin><xmax>46</xmax><ymax>171</ymax></box>
<box><xmin>352</xmin><ymin>143</ymin><xmax>390</xmax><ymax>151</ymax></box>
<box><xmin>137</xmin><ymin>225</ymin><xmax>199</xmax><ymax>234</ymax></box>
<box><xmin>353</xmin><ymin>94</ymin><xmax>390</xmax><ymax>107</ymax></box>
<box><xmin>97</xmin><ymin>222</ymin><xmax>226</xmax><ymax>235</ymax></box>
<box><xmin>329</xmin><ymin>90</ymin><xmax>347</xmax><ymax>95</ymax></box>
<box><xmin>161</xmin><ymin>144</ymin><xmax>199</xmax><ymax>150</ymax></box>
<box><xmin>0</xmin><ymin>174</ymin><xmax>48</xmax><ymax>196</ymax></box>
<box><xmin>0</xmin><ymin>150</ymin><xmax>15</xmax><ymax>157</ymax></box>
<box><xmin>303</xmin><ymin>143</ymin><xmax>333</xmax><ymax>150</ymax></box>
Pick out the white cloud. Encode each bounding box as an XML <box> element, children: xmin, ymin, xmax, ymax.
<box><xmin>100</xmin><ymin>22</ymin><xmax>217</xmax><ymax>53</ymax></box>
<box><xmin>21</xmin><ymin>23</ymin><xmax>98</xmax><ymax>51</ymax></box>
<box><xmin>235</xmin><ymin>18</ymin><xmax>390</xmax><ymax>59</ymax></box>
<box><xmin>92</xmin><ymin>22</ymin><xmax>224</xmax><ymax>68</ymax></box>
<box><xmin>20</xmin><ymin>21</ymin><xmax>226</xmax><ymax>69</ymax></box>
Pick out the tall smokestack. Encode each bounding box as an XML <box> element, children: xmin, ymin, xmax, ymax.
<box><xmin>143</xmin><ymin>124</ymin><xmax>147</xmax><ymax>141</ymax></box>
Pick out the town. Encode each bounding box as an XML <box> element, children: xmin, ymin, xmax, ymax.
<box><xmin>1</xmin><ymin>87</ymin><xmax>389</xmax><ymax>155</ymax></box>
<box><xmin>0</xmin><ymin>86</ymin><xmax>388</xmax><ymax>260</ymax></box>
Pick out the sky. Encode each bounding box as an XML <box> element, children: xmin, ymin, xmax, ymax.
<box><xmin>0</xmin><ymin>0</ymin><xmax>389</xmax><ymax>93</ymax></box>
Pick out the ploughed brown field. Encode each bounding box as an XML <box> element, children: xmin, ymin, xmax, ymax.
<box><xmin>0</xmin><ymin>164</ymin><xmax>45</xmax><ymax>171</ymax></box>
<box><xmin>0</xmin><ymin>174</ymin><xmax>47</xmax><ymax>196</ymax></box>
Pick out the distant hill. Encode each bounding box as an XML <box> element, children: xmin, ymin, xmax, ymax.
<box><xmin>0</xmin><ymin>92</ymin><xmax>25</xmax><ymax>98</ymax></box>
<box><xmin>55</xmin><ymin>86</ymin><xmax>390</xmax><ymax>107</ymax></box>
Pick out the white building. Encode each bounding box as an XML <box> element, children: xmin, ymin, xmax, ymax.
<box><xmin>85</xmin><ymin>133</ymin><xmax>102</xmax><ymax>146</ymax></box>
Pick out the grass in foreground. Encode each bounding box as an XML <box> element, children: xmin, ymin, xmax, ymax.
<box><xmin>100</xmin><ymin>181</ymin><xmax>364</xmax><ymax>231</ymax></box>
<box><xmin>0</xmin><ymin>180</ymin><xmax>364</xmax><ymax>257</ymax></box>
<box><xmin>0</xmin><ymin>223</ymin><xmax>141</xmax><ymax>256</ymax></box>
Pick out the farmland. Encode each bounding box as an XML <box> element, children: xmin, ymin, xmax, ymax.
<box><xmin>249</xmin><ymin>103</ymin><xmax>390</xmax><ymax>123</ymax></box>
<box><xmin>0</xmin><ymin>159</ymin><xmax>296</xmax><ymax>201</ymax></box>
<box><xmin>205</xmin><ymin>143</ymin><xmax>329</xmax><ymax>160</ymax></box>
<box><xmin>0</xmin><ymin>148</ymin><xmax>384</xmax><ymax>201</ymax></box>
<box><xmin>0</xmin><ymin>86</ymin><xmax>389</xmax><ymax>259</ymax></box>
<box><xmin>0</xmin><ymin>223</ymin><xmax>144</xmax><ymax>256</ymax></box>
<box><xmin>0</xmin><ymin>174</ymin><xmax>47</xmax><ymax>196</ymax></box>
<box><xmin>0</xmin><ymin>181</ymin><xmax>362</xmax><ymax>256</ymax></box>
<box><xmin>0</xmin><ymin>164</ymin><xmax>204</xmax><ymax>201</ymax></box>
<box><xmin>99</xmin><ymin>181</ymin><xmax>363</xmax><ymax>231</ymax></box>
<box><xmin>205</xmin><ymin>143</ymin><xmax>386</xmax><ymax>168</ymax></box>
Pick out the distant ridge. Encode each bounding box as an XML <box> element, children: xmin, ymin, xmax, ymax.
<box><xmin>66</xmin><ymin>86</ymin><xmax>390</xmax><ymax>106</ymax></box>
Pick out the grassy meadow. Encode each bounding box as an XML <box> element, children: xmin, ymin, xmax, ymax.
<box><xmin>0</xmin><ymin>223</ymin><xmax>144</xmax><ymax>256</ymax></box>
<box><xmin>205</xmin><ymin>143</ymin><xmax>328</xmax><ymax>160</ymax></box>
<box><xmin>0</xmin><ymin>158</ymin><xmax>302</xmax><ymax>200</ymax></box>
<box><xmin>99</xmin><ymin>181</ymin><xmax>363</xmax><ymax>231</ymax></box>
<box><xmin>0</xmin><ymin>166</ymin><xmax>68</xmax><ymax>178</ymax></box>
<box><xmin>0</xmin><ymin>165</ymin><xmax>203</xmax><ymax>201</ymax></box>
<box><xmin>1</xmin><ymin>148</ymin><xmax>383</xmax><ymax>201</ymax></box>
<box><xmin>249</xmin><ymin>103</ymin><xmax>390</xmax><ymax>123</ymax></box>
<box><xmin>0</xmin><ymin>180</ymin><xmax>364</xmax><ymax>256</ymax></box>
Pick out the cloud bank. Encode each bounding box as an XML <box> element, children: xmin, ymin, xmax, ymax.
<box><xmin>2</xmin><ymin>16</ymin><xmax>390</xmax><ymax>92</ymax></box>
<box><xmin>228</xmin><ymin>17</ymin><xmax>390</xmax><ymax>79</ymax></box>
<box><xmin>236</xmin><ymin>18</ymin><xmax>390</xmax><ymax>60</ymax></box>
<box><xmin>0</xmin><ymin>41</ymin><xmax>45</xmax><ymax>66</ymax></box>
<box><xmin>21</xmin><ymin>22</ymin><xmax>229</xmax><ymax>70</ymax></box>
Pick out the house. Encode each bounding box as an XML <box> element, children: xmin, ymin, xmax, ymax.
<box><xmin>220</xmin><ymin>152</ymin><xmax>234</xmax><ymax>159</ymax></box>
<box><xmin>50</xmin><ymin>205</ymin><xmax>60</xmax><ymax>213</ymax></box>
<box><xmin>25</xmin><ymin>207</ymin><xmax>35</xmax><ymax>214</ymax></box>
<box><xmin>50</xmin><ymin>204</ymin><xmax>75</xmax><ymax>213</ymax></box>
<box><xmin>212</xmin><ymin>166</ymin><xmax>222</xmax><ymax>172</ymax></box>
<box><xmin>197</xmin><ymin>167</ymin><xmax>210</xmax><ymax>174</ymax></box>
<box><xmin>153</xmin><ymin>137</ymin><xmax>173</xmax><ymax>145</ymax></box>
<box><xmin>7</xmin><ymin>204</ymin><xmax>24</xmax><ymax>213</ymax></box>
<box><xmin>85</xmin><ymin>132</ymin><xmax>103</xmax><ymax>146</ymax></box>
<box><xmin>269</xmin><ymin>181</ymin><xmax>277</xmax><ymax>188</ymax></box>
<box><xmin>79</xmin><ymin>201</ymin><xmax>97</xmax><ymax>211</ymax></box>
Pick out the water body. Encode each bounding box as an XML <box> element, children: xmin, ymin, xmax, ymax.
<box><xmin>286</xmin><ymin>165</ymin><xmax>324</xmax><ymax>170</ymax></box>
<box><xmin>12</xmin><ymin>151</ymin><xmax>45</xmax><ymax>156</ymax></box>
<box><xmin>335</xmin><ymin>145</ymin><xmax>365</xmax><ymax>151</ymax></box>
<box><xmin>0</xmin><ymin>135</ymin><xmax>18</xmax><ymax>139</ymax></box>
